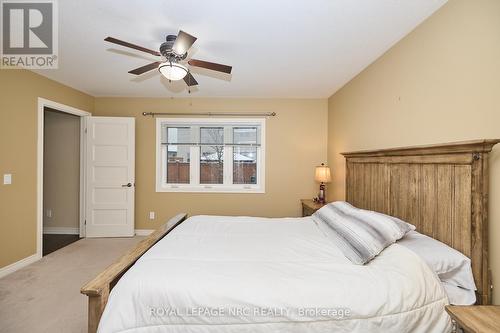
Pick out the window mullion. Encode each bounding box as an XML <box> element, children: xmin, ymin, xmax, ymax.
<box><xmin>256</xmin><ymin>147</ymin><xmax>261</xmax><ymax>188</ymax></box>
<box><xmin>224</xmin><ymin>146</ymin><xmax>233</xmax><ymax>186</ymax></box>
<box><xmin>190</xmin><ymin>146</ymin><xmax>199</xmax><ymax>186</ymax></box>
<box><xmin>190</xmin><ymin>126</ymin><xmax>200</xmax><ymax>186</ymax></box>
<box><xmin>161</xmin><ymin>143</ymin><xmax>167</xmax><ymax>186</ymax></box>
<box><xmin>224</xmin><ymin>126</ymin><xmax>233</xmax><ymax>186</ymax></box>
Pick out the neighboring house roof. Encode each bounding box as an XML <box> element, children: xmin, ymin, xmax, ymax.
<box><xmin>201</xmin><ymin>153</ymin><xmax>254</xmax><ymax>162</ymax></box>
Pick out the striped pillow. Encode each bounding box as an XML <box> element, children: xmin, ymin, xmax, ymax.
<box><xmin>312</xmin><ymin>201</ymin><xmax>415</xmax><ymax>265</ymax></box>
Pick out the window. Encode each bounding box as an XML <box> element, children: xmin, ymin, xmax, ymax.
<box><xmin>157</xmin><ymin>118</ymin><xmax>265</xmax><ymax>193</ymax></box>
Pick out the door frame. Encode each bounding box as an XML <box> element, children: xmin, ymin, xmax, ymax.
<box><xmin>37</xmin><ymin>98</ymin><xmax>91</xmax><ymax>258</ymax></box>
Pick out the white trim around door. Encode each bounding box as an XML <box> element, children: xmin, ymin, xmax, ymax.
<box><xmin>37</xmin><ymin>98</ymin><xmax>91</xmax><ymax>261</ymax></box>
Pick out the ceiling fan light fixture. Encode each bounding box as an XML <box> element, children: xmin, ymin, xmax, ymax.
<box><xmin>105</xmin><ymin>31</ymin><xmax>231</xmax><ymax>87</ymax></box>
<box><xmin>158</xmin><ymin>62</ymin><xmax>188</xmax><ymax>81</ymax></box>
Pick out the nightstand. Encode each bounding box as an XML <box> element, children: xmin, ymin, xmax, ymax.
<box><xmin>301</xmin><ymin>199</ymin><xmax>326</xmax><ymax>217</ymax></box>
<box><xmin>445</xmin><ymin>305</ymin><xmax>500</xmax><ymax>333</ymax></box>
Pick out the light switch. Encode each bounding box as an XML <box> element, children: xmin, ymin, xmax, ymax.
<box><xmin>149</xmin><ymin>211</ymin><xmax>155</xmax><ymax>220</ymax></box>
<box><xmin>3</xmin><ymin>174</ymin><xmax>12</xmax><ymax>185</ymax></box>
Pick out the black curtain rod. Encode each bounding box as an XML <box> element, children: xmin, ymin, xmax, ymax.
<box><xmin>142</xmin><ymin>112</ymin><xmax>276</xmax><ymax>117</ymax></box>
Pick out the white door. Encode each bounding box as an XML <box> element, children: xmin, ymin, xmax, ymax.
<box><xmin>85</xmin><ymin>117</ymin><xmax>135</xmax><ymax>237</ymax></box>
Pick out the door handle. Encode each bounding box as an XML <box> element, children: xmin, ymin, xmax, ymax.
<box><xmin>122</xmin><ymin>183</ymin><xmax>133</xmax><ymax>188</ymax></box>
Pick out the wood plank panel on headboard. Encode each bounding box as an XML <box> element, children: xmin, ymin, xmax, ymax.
<box><xmin>342</xmin><ymin>140</ymin><xmax>500</xmax><ymax>305</ymax></box>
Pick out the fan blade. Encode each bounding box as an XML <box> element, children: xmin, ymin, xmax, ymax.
<box><xmin>128</xmin><ymin>61</ymin><xmax>161</xmax><ymax>75</ymax></box>
<box><xmin>183</xmin><ymin>72</ymin><xmax>198</xmax><ymax>86</ymax></box>
<box><xmin>172</xmin><ymin>30</ymin><xmax>197</xmax><ymax>55</ymax></box>
<box><xmin>104</xmin><ymin>37</ymin><xmax>161</xmax><ymax>56</ymax></box>
<box><xmin>188</xmin><ymin>59</ymin><xmax>232</xmax><ymax>74</ymax></box>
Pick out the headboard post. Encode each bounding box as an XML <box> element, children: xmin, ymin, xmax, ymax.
<box><xmin>471</xmin><ymin>151</ymin><xmax>491</xmax><ymax>305</ymax></box>
<box><xmin>342</xmin><ymin>140</ymin><xmax>499</xmax><ymax>305</ymax></box>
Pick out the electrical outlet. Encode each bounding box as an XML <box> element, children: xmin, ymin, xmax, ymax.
<box><xmin>3</xmin><ymin>174</ymin><xmax>12</xmax><ymax>185</ymax></box>
<box><xmin>149</xmin><ymin>211</ymin><xmax>155</xmax><ymax>220</ymax></box>
<box><xmin>46</xmin><ymin>209</ymin><xmax>52</xmax><ymax>218</ymax></box>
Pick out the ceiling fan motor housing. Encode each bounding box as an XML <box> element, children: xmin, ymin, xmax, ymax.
<box><xmin>160</xmin><ymin>35</ymin><xmax>187</xmax><ymax>60</ymax></box>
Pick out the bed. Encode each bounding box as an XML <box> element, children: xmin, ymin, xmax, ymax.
<box><xmin>81</xmin><ymin>139</ymin><xmax>499</xmax><ymax>333</ymax></box>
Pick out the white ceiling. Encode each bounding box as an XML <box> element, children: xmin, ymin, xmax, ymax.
<box><xmin>34</xmin><ymin>0</ymin><xmax>447</xmax><ymax>98</ymax></box>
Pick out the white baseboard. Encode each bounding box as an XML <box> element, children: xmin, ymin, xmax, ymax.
<box><xmin>0</xmin><ymin>253</ymin><xmax>41</xmax><ymax>279</ymax></box>
<box><xmin>43</xmin><ymin>227</ymin><xmax>80</xmax><ymax>235</ymax></box>
<box><xmin>135</xmin><ymin>229</ymin><xmax>154</xmax><ymax>236</ymax></box>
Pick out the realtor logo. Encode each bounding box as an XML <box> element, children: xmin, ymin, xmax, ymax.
<box><xmin>1</xmin><ymin>0</ymin><xmax>58</xmax><ymax>69</ymax></box>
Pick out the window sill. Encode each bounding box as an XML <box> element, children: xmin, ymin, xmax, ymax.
<box><xmin>156</xmin><ymin>185</ymin><xmax>265</xmax><ymax>193</ymax></box>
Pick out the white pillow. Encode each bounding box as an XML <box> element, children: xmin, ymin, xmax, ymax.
<box><xmin>397</xmin><ymin>231</ymin><xmax>476</xmax><ymax>291</ymax></box>
<box><xmin>441</xmin><ymin>281</ymin><xmax>476</xmax><ymax>305</ymax></box>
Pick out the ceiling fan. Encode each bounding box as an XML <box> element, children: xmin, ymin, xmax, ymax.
<box><xmin>104</xmin><ymin>30</ymin><xmax>232</xmax><ymax>87</ymax></box>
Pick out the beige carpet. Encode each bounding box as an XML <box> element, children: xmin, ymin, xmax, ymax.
<box><xmin>0</xmin><ymin>237</ymin><xmax>143</xmax><ymax>333</ymax></box>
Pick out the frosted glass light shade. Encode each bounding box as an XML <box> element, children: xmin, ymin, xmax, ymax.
<box><xmin>158</xmin><ymin>62</ymin><xmax>188</xmax><ymax>81</ymax></box>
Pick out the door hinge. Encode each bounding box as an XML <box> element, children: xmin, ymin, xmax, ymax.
<box><xmin>84</xmin><ymin>219</ymin><xmax>87</xmax><ymax>225</ymax></box>
<box><xmin>84</xmin><ymin>128</ymin><xmax>87</xmax><ymax>134</ymax></box>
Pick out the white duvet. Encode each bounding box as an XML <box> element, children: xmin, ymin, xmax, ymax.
<box><xmin>98</xmin><ymin>215</ymin><xmax>451</xmax><ymax>333</ymax></box>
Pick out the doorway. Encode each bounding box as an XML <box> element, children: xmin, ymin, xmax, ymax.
<box><xmin>42</xmin><ymin>108</ymin><xmax>81</xmax><ymax>255</ymax></box>
<box><xmin>37</xmin><ymin>98</ymin><xmax>90</xmax><ymax>258</ymax></box>
<box><xmin>36</xmin><ymin>99</ymin><xmax>136</xmax><ymax>259</ymax></box>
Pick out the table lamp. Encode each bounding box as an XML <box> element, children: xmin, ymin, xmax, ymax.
<box><xmin>315</xmin><ymin>163</ymin><xmax>331</xmax><ymax>204</ymax></box>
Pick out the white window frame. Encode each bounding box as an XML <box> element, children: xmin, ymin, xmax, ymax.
<box><xmin>156</xmin><ymin>117</ymin><xmax>266</xmax><ymax>193</ymax></box>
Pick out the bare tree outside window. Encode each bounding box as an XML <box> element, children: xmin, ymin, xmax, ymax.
<box><xmin>200</xmin><ymin>127</ymin><xmax>224</xmax><ymax>184</ymax></box>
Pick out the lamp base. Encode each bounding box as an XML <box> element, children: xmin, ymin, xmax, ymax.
<box><xmin>318</xmin><ymin>183</ymin><xmax>326</xmax><ymax>204</ymax></box>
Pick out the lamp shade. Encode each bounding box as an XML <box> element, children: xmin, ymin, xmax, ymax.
<box><xmin>315</xmin><ymin>164</ymin><xmax>331</xmax><ymax>183</ymax></box>
<box><xmin>158</xmin><ymin>62</ymin><xmax>188</xmax><ymax>81</ymax></box>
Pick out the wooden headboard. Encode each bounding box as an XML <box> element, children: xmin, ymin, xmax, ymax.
<box><xmin>342</xmin><ymin>140</ymin><xmax>499</xmax><ymax>305</ymax></box>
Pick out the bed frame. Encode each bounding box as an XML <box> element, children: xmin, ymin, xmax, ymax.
<box><xmin>81</xmin><ymin>213</ymin><xmax>188</xmax><ymax>333</ymax></box>
<box><xmin>80</xmin><ymin>140</ymin><xmax>498</xmax><ymax>333</ymax></box>
<box><xmin>342</xmin><ymin>139</ymin><xmax>499</xmax><ymax>305</ymax></box>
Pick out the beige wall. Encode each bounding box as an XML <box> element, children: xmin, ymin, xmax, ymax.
<box><xmin>327</xmin><ymin>0</ymin><xmax>500</xmax><ymax>304</ymax></box>
<box><xmin>94</xmin><ymin>97</ymin><xmax>328</xmax><ymax>230</ymax></box>
<box><xmin>0</xmin><ymin>70</ymin><xmax>93</xmax><ymax>268</ymax></box>
<box><xmin>0</xmin><ymin>70</ymin><xmax>326</xmax><ymax>270</ymax></box>
<box><xmin>43</xmin><ymin>109</ymin><xmax>80</xmax><ymax>230</ymax></box>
